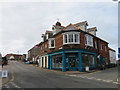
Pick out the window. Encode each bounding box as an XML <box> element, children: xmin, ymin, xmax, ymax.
<box><xmin>82</xmin><ymin>54</ymin><xmax>94</xmax><ymax>67</ymax></box>
<box><xmin>63</xmin><ymin>32</ymin><xmax>80</xmax><ymax>44</ymax></box>
<box><xmin>49</xmin><ymin>38</ymin><xmax>55</xmax><ymax>48</ymax></box>
<box><xmin>45</xmin><ymin>44</ymin><xmax>47</xmax><ymax>48</ymax></box>
<box><xmin>85</xmin><ymin>34</ymin><xmax>93</xmax><ymax>47</ymax></box>
<box><xmin>95</xmin><ymin>41</ymin><xmax>97</xmax><ymax>49</ymax></box>
<box><xmin>105</xmin><ymin>46</ymin><xmax>107</xmax><ymax>51</ymax></box>
<box><xmin>52</xmin><ymin>55</ymin><xmax>62</xmax><ymax>68</ymax></box>
<box><xmin>101</xmin><ymin>44</ymin><xmax>102</xmax><ymax>50</ymax></box>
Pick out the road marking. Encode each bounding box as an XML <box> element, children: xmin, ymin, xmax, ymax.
<box><xmin>67</xmin><ymin>74</ymin><xmax>119</xmax><ymax>84</ymax></box>
<box><xmin>69</xmin><ymin>75</ymin><xmax>77</xmax><ymax>77</ymax></box>
<box><xmin>113</xmin><ymin>82</ymin><xmax>120</xmax><ymax>84</ymax></box>
<box><xmin>87</xmin><ymin>77</ymin><xmax>95</xmax><ymax>80</ymax></box>
<box><xmin>96</xmin><ymin>78</ymin><xmax>102</xmax><ymax>81</ymax></box>
<box><xmin>10</xmin><ymin>82</ymin><xmax>21</xmax><ymax>88</ymax></box>
<box><xmin>4</xmin><ymin>84</ymin><xmax>10</xmax><ymax>88</ymax></box>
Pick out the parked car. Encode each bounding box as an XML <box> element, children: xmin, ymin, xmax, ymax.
<box><xmin>24</xmin><ymin>61</ymin><xmax>30</xmax><ymax>64</ymax></box>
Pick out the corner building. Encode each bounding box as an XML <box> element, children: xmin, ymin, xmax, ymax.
<box><xmin>38</xmin><ymin>21</ymin><xmax>109</xmax><ymax>72</ymax></box>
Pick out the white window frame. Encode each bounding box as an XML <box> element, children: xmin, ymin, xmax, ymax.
<box><xmin>95</xmin><ymin>41</ymin><xmax>97</xmax><ymax>49</ymax></box>
<box><xmin>85</xmin><ymin>34</ymin><xmax>93</xmax><ymax>47</ymax></box>
<box><xmin>48</xmin><ymin>38</ymin><xmax>55</xmax><ymax>48</ymax></box>
<box><xmin>63</xmin><ymin>32</ymin><xmax>80</xmax><ymax>45</ymax></box>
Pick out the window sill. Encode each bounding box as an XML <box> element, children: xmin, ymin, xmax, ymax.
<box><xmin>63</xmin><ymin>42</ymin><xmax>80</xmax><ymax>45</ymax></box>
<box><xmin>49</xmin><ymin>47</ymin><xmax>55</xmax><ymax>49</ymax></box>
<box><xmin>85</xmin><ymin>44</ymin><xmax>93</xmax><ymax>47</ymax></box>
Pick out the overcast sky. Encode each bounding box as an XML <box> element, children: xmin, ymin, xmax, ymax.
<box><xmin>0</xmin><ymin>0</ymin><xmax>118</xmax><ymax>58</ymax></box>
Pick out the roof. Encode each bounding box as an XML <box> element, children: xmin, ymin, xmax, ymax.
<box><xmin>74</xmin><ymin>21</ymin><xmax>88</xmax><ymax>27</ymax></box>
<box><xmin>87</xmin><ymin>27</ymin><xmax>97</xmax><ymax>32</ymax></box>
<box><xmin>53</xmin><ymin>25</ymin><xmax>65</xmax><ymax>30</ymax></box>
<box><xmin>62</xmin><ymin>24</ymin><xmax>80</xmax><ymax>31</ymax></box>
<box><xmin>53</xmin><ymin>25</ymin><xmax>65</xmax><ymax>28</ymax></box>
<box><xmin>5</xmin><ymin>54</ymin><xmax>22</xmax><ymax>57</ymax></box>
<box><xmin>45</xmin><ymin>30</ymin><xmax>53</xmax><ymax>34</ymax></box>
<box><xmin>109</xmin><ymin>47</ymin><xmax>116</xmax><ymax>52</ymax></box>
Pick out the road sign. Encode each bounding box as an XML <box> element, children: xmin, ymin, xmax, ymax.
<box><xmin>118</xmin><ymin>48</ymin><xmax>120</xmax><ymax>53</ymax></box>
<box><xmin>2</xmin><ymin>70</ymin><xmax>8</xmax><ymax>78</ymax></box>
<box><xmin>118</xmin><ymin>54</ymin><xmax>120</xmax><ymax>59</ymax></box>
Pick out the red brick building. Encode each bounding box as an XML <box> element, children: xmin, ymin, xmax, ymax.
<box><xmin>28</xmin><ymin>21</ymin><xmax>110</xmax><ymax>72</ymax></box>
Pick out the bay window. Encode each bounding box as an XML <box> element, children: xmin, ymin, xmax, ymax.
<box><xmin>63</xmin><ymin>32</ymin><xmax>80</xmax><ymax>44</ymax></box>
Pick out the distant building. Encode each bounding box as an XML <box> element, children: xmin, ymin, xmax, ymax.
<box><xmin>21</xmin><ymin>54</ymin><xmax>27</xmax><ymax>61</ymax></box>
<box><xmin>28</xmin><ymin>44</ymin><xmax>40</xmax><ymax>61</ymax></box>
<box><xmin>5</xmin><ymin>54</ymin><xmax>22</xmax><ymax>60</ymax></box>
<box><xmin>109</xmin><ymin>48</ymin><xmax>116</xmax><ymax>64</ymax></box>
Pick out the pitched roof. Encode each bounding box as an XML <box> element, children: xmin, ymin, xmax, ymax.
<box><xmin>62</xmin><ymin>24</ymin><xmax>80</xmax><ymax>31</ymax></box>
<box><xmin>74</xmin><ymin>21</ymin><xmax>88</xmax><ymax>27</ymax></box>
<box><xmin>5</xmin><ymin>54</ymin><xmax>22</xmax><ymax>57</ymax></box>
<box><xmin>109</xmin><ymin>47</ymin><xmax>116</xmax><ymax>52</ymax></box>
<box><xmin>87</xmin><ymin>27</ymin><xmax>97</xmax><ymax>32</ymax></box>
<box><xmin>45</xmin><ymin>30</ymin><xmax>53</xmax><ymax>34</ymax></box>
<box><xmin>53</xmin><ymin>25</ymin><xmax>65</xmax><ymax>30</ymax></box>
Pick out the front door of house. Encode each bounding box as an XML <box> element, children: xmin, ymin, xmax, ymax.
<box><xmin>69</xmin><ymin>57</ymin><xmax>76</xmax><ymax>71</ymax></box>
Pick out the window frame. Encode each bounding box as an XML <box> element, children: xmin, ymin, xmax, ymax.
<box><xmin>48</xmin><ymin>38</ymin><xmax>55</xmax><ymax>48</ymax></box>
<box><xmin>85</xmin><ymin>34</ymin><xmax>93</xmax><ymax>47</ymax></box>
<box><xmin>63</xmin><ymin>32</ymin><xmax>80</xmax><ymax>45</ymax></box>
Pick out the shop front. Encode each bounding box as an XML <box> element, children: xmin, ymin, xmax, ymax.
<box><xmin>48</xmin><ymin>49</ymin><xmax>97</xmax><ymax>72</ymax></box>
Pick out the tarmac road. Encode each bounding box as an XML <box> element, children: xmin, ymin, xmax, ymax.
<box><xmin>2</xmin><ymin>61</ymin><xmax>119</xmax><ymax>88</ymax></box>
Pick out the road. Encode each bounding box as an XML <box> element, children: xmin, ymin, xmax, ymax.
<box><xmin>2</xmin><ymin>61</ymin><xmax>119</xmax><ymax>88</ymax></box>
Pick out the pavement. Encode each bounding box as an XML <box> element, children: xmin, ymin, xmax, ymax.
<box><xmin>1</xmin><ymin>62</ymin><xmax>13</xmax><ymax>87</ymax></box>
<box><xmin>2</xmin><ymin>61</ymin><xmax>119</xmax><ymax>88</ymax></box>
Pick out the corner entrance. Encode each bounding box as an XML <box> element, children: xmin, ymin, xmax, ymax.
<box><xmin>68</xmin><ymin>56</ymin><xmax>77</xmax><ymax>71</ymax></box>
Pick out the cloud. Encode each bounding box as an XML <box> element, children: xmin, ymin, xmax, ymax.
<box><xmin>0</xmin><ymin>2</ymin><xmax>118</xmax><ymax>57</ymax></box>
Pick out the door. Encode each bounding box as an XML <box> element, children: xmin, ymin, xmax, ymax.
<box><xmin>69</xmin><ymin>57</ymin><xmax>76</xmax><ymax>71</ymax></box>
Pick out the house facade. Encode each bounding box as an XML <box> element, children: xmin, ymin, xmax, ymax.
<box><xmin>33</xmin><ymin>21</ymin><xmax>110</xmax><ymax>72</ymax></box>
<box><xmin>109</xmin><ymin>48</ymin><xmax>116</xmax><ymax>64</ymax></box>
<box><xmin>28</xmin><ymin>44</ymin><xmax>40</xmax><ymax>62</ymax></box>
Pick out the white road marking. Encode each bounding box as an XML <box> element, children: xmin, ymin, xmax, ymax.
<box><xmin>113</xmin><ymin>82</ymin><xmax>120</xmax><ymax>84</ymax></box>
<box><xmin>96</xmin><ymin>78</ymin><xmax>102</xmax><ymax>81</ymax></box>
<box><xmin>10</xmin><ymin>82</ymin><xmax>21</xmax><ymax>88</ymax></box>
<box><xmin>87</xmin><ymin>77</ymin><xmax>95</xmax><ymax>80</ymax></box>
<box><xmin>4</xmin><ymin>84</ymin><xmax>10</xmax><ymax>88</ymax></box>
<box><xmin>67</xmin><ymin>74</ymin><xmax>118</xmax><ymax>84</ymax></box>
<box><xmin>69</xmin><ymin>75</ymin><xmax>77</xmax><ymax>77</ymax></box>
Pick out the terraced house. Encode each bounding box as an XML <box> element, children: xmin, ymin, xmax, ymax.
<box><xmin>28</xmin><ymin>21</ymin><xmax>110</xmax><ymax>72</ymax></box>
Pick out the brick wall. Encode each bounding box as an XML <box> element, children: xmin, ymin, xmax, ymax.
<box><xmin>34</xmin><ymin>30</ymin><xmax>110</xmax><ymax>64</ymax></box>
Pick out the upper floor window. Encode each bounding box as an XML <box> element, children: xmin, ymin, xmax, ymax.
<box><xmin>49</xmin><ymin>38</ymin><xmax>55</xmax><ymax>48</ymax></box>
<box><xmin>85</xmin><ymin>34</ymin><xmax>93</xmax><ymax>47</ymax></box>
<box><xmin>95</xmin><ymin>41</ymin><xmax>97</xmax><ymax>49</ymax></box>
<box><xmin>63</xmin><ymin>32</ymin><xmax>80</xmax><ymax>45</ymax></box>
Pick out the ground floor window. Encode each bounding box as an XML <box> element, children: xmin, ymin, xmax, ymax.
<box><xmin>82</xmin><ymin>54</ymin><xmax>94</xmax><ymax>67</ymax></box>
<box><xmin>66</xmin><ymin>53</ymin><xmax>79</xmax><ymax>68</ymax></box>
<box><xmin>52</xmin><ymin>54</ymin><xmax>62</xmax><ymax>68</ymax></box>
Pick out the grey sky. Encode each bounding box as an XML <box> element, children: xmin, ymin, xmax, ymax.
<box><xmin>0</xmin><ymin>1</ymin><xmax>118</xmax><ymax>58</ymax></box>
